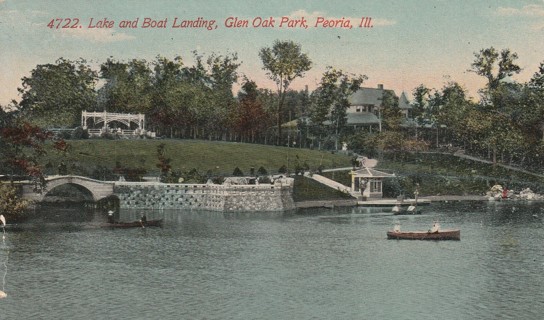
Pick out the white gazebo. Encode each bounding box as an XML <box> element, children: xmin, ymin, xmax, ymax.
<box><xmin>350</xmin><ymin>158</ymin><xmax>395</xmax><ymax>199</ymax></box>
<box><xmin>81</xmin><ymin>110</ymin><xmax>155</xmax><ymax>137</ymax></box>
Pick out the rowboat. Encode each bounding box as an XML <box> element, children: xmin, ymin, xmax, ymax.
<box><xmin>387</xmin><ymin>229</ymin><xmax>460</xmax><ymax>240</ymax></box>
<box><xmin>392</xmin><ymin>203</ymin><xmax>421</xmax><ymax>215</ymax></box>
<box><xmin>387</xmin><ymin>222</ymin><xmax>460</xmax><ymax>240</ymax></box>
<box><xmin>102</xmin><ymin>219</ymin><xmax>163</xmax><ymax>228</ymax></box>
<box><xmin>392</xmin><ymin>208</ymin><xmax>422</xmax><ymax>215</ymax></box>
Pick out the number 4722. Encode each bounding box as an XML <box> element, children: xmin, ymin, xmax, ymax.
<box><xmin>47</xmin><ymin>18</ymin><xmax>81</xmax><ymax>29</ymax></box>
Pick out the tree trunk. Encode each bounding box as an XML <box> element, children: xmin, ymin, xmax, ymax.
<box><xmin>276</xmin><ymin>87</ymin><xmax>287</xmax><ymax>146</ymax></box>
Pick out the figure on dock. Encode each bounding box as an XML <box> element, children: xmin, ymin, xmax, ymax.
<box><xmin>107</xmin><ymin>210</ymin><xmax>115</xmax><ymax>224</ymax></box>
<box><xmin>502</xmin><ymin>186</ymin><xmax>509</xmax><ymax>200</ymax></box>
<box><xmin>429</xmin><ymin>221</ymin><xmax>440</xmax><ymax>233</ymax></box>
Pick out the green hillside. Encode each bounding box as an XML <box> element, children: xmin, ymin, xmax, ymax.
<box><xmin>43</xmin><ymin>139</ymin><xmax>353</xmax><ymax>177</ymax></box>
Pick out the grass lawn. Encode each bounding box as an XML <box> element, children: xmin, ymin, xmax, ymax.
<box><xmin>292</xmin><ymin>175</ymin><xmax>354</xmax><ymax>202</ymax></box>
<box><xmin>44</xmin><ymin>139</ymin><xmax>353</xmax><ymax>178</ymax></box>
<box><xmin>40</xmin><ymin>140</ymin><xmax>544</xmax><ymax>199</ymax></box>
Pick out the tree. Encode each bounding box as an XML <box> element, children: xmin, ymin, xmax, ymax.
<box><xmin>434</xmin><ymin>82</ymin><xmax>473</xmax><ymax>146</ymax></box>
<box><xmin>156</xmin><ymin>143</ymin><xmax>172</xmax><ymax>182</ymax></box>
<box><xmin>470</xmin><ymin>47</ymin><xmax>522</xmax><ymax>165</ymax></box>
<box><xmin>309</xmin><ymin>67</ymin><xmax>366</xmax><ymax>150</ymax></box>
<box><xmin>234</xmin><ymin>78</ymin><xmax>270</xmax><ymax>142</ymax></box>
<box><xmin>411</xmin><ymin>84</ymin><xmax>431</xmax><ymax>139</ymax></box>
<box><xmin>470</xmin><ymin>47</ymin><xmax>521</xmax><ymax>101</ymax></box>
<box><xmin>99</xmin><ymin>58</ymin><xmax>153</xmax><ymax>114</ymax></box>
<box><xmin>0</xmin><ymin>112</ymin><xmax>70</xmax><ymax>221</ymax></box>
<box><xmin>18</xmin><ymin>58</ymin><xmax>97</xmax><ymax>127</ymax></box>
<box><xmin>259</xmin><ymin>40</ymin><xmax>312</xmax><ymax>145</ymax></box>
<box><xmin>1</xmin><ymin>121</ymin><xmax>52</xmax><ymax>189</ymax></box>
<box><xmin>150</xmin><ymin>55</ymin><xmax>191</xmax><ymax>138</ymax></box>
<box><xmin>380</xmin><ymin>90</ymin><xmax>402</xmax><ymax>132</ymax></box>
<box><xmin>529</xmin><ymin>61</ymin><xmax>544</xmax><ymax>88</ymax></box>
<box><xmin>202</xmin><ymin>52</ymin><xmax>240</xmax><ymax>140</ymax></box>
<box><xmin>0</xmin><ymin>183</ymin><xmax>29</xmax><ymax>222</ymax></box>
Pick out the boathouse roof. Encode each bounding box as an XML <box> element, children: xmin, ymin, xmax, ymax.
<box><xmin>351</xmin><ymin>167</ymin><xmax>395</xmax><ymax>178</ymax></box>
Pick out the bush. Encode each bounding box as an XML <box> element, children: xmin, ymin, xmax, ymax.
<box><xmin>72</xmin><ymin>127</ymin><xmax>89</xmax><ymax>139</ymax></box>
<box><xmin>232</xmin><ymin>167</ymin><xmax>244</xmax><ymax>176</ymax></box>
<box><xmin>257</xmin><ymin>166</ymin><xmax>268</xmax><ymax>176</ymax></box>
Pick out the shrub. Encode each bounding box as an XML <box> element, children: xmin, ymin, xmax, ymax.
<box><xmin>72</xmin><ymin>127</ymin><xmax>89</xmax><ymax>139</ymax></box>
<box><xmin>257</xmin><ymin>166</ymin><xmax>268</xmax><ymax>176</ymax></box>
<box><xmin>232</xmin><ymin>167</ymin><xmax>244</xmax><ymax>176</ymax></box>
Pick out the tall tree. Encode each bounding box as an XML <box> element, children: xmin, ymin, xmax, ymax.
<box><xmin>0</xmin><ymin>115</ymin><xmax>67</xmax><ymax>195</ymax></box>
<box><xmin>529</xmin><ymin>62</ymin><xmax>544</xmax><ymax>88</ymax></box>
<box><xmin>98</xmin><ymin>58</ymin><xmax>153</xmax><ymax>114</ymax></box>
<box><xmin>470</xmin><ymin>47</ymin><xmax>521</xmax><ymax>101</ymax></box>
<box><xmin>18</xmin><ymin>58</ymin><xmax>97</xmax><ymax>127</ymax></box>
<box><xmin>150</xmin><ymin>56</ymin><xmax>190</xmax><ymax>137</ymax></box>
<box><xmin>470</xmin><ymin>47</ymin><xmax>521</xmax><ymax>165</ymax></box>
<box><xmin>309</xmin><ymin>67</ymin><xmax>365</xmax><ymax>150</ymax></box>
<box><xmin>233</xmin><ymin>78</ymin><xmax>270</xmax><ymax>143</ymax></box>
<box><xmin>411</xmin><ymin>84</ymin><xmax>431</xmax><ymax>139</ymax></box>
<box><xmin>203</xmin><ymin>52</ymin><xmax>240</xmax><ymax>140</ymax></box>
<box><xmin>259</xmin><ymin>40</ymin><xmax>312</xmax><ymax>145</ymax></box>
<box><xmin>380</xmin><ymin>90</ymin><xmax>402</xmax><ymax>132</ymax></box>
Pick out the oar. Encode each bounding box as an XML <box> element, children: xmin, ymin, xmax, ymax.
<box><xmin>0</xmin><ymin>215</ymin><xmax>5</xmax><ymax>240</ymax></box>
<box><xmin>1</xmin><ymin>216</ymin><xmax>7</xmax><ymax>299</ymax></box>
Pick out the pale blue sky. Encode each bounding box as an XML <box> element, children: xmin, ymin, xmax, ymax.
<box><xmin>1</xmin><ymin>0</ymin><xmax>543</xmax><ymax>106</ymax></box>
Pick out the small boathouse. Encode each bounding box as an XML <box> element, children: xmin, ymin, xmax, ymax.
<box><xmin>350</xmin><ymin>157</ymin><xmax>395</xmax><ymax>200</ymax></box>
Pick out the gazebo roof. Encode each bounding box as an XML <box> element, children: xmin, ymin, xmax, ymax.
<box><xmin>351</xmin><ymin>167</ymin><xmax>395</xmax><ymax>178</ymax></box>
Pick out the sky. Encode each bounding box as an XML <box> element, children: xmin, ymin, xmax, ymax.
<box><xmin>1</xmin><ymin>0</ymin><xmax>543</xmax><ymax>107</ymax></box>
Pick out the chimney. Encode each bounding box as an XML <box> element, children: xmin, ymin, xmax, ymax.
<box><xmin>377</xmin><ymin>84</ymin><xmax>384</xmax><ymax>90</ymax></box>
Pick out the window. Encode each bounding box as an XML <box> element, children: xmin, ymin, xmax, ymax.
<box><xmin>369</xmin><ymin>179</ymin><xmax>381</xmax><ymax>193</ymax></box>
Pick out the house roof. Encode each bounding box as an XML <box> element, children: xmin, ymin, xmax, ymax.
<box><xmin>351</xmin><ymin>167</ymin><xmax>395</xmax><ymax>178</ymax></box>
<box><xmin>399</xmin><ymin>92</ymin><xmax>411</xmax><ymax>110</ymax></box>
<box><xmin>346</xmin><ymin>112</ymin><xmax>380</xmax><ymax>125</ymax></box>
<box><xmin>323</xmin><ymin>112</ymin><xmax>380</xmax><ymax>126</ymax></box>
<box><xmin>348</xmin><ymin>87</ymin><xmax>391</xmax><ymax>106</ymax></box>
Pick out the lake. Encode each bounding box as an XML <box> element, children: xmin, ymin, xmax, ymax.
<box><xmin>1</xmin><ymin>201</ymin><xmax>543</xmax><ymax>319</ymax></box>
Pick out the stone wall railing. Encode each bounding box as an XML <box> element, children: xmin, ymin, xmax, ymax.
<box><xmin>113</xmin><ymin>179</ymin><xmax>295</xmax><ymax>212</ymax></box>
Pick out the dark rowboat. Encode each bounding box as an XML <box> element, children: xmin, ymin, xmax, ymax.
<box><xmin>393</xmin><ymin>209</ymin><xmax>422</xmax><ymax>215</ymax></box>
<box><xmin>102</xmin><ymin>219</ymin><xmax>163</xmax><ymax>229</ymax></box>
<box><xmin>387</xmin><ymin>229</ymin><xmax>460</xmax><ymax>241</ymax></box>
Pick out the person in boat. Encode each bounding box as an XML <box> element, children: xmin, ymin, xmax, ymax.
<box><xmin>429</xmin><ymin>221</ymin><xmax>440</xmax><ymax>233</ymax></box>
<box><xmin>107</xmin><ymin>210</ymin><xmax>115</xmax><ymax>224</ymax></box>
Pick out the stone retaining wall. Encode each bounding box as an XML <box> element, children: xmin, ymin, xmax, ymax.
<box><xmin>113</xmin><ymin>179</ymin><xmax>295</xmax><ymax>212</ymax></box>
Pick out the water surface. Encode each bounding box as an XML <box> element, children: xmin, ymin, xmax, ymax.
<box><xmin>1</xmin><ymin>201</ymin><xmax>543</xmax><ymax>319</ymax></box>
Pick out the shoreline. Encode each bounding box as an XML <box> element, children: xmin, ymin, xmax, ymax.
<box><xmin>295</xmin><ymin>195</ymin><xmax>491</xmax><ymax>209</ymax></box>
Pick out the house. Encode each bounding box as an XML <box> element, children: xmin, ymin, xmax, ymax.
<box><xmin>345</xmin><ymin>84</ymin><xmax>413</xmax><ymax>132</ymax></box>
<box><xmin>280</xmin><ymin>84</ymin><xmax>413</xmax><ymax>147</ymax></box>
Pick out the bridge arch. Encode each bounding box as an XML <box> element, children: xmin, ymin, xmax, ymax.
<box><xmin>22</xmin><ymin>176</ymin><xmax>115</xmax><ymax>203</ymax></box>
<box><xmin>43</xmin><ymin>183</ymin><xmax>96</xmax><ymax>202</ymax></box>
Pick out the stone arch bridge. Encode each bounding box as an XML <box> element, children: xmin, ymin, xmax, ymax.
<box><xmin>18</xmin><ymin>175</ymin><xmax>296</xmax><ymax>212</ymax></box>
<box><xmin>21</xmin><ymin>175</ymin><xmax>115</xmax><ymax>202</ymax></box>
